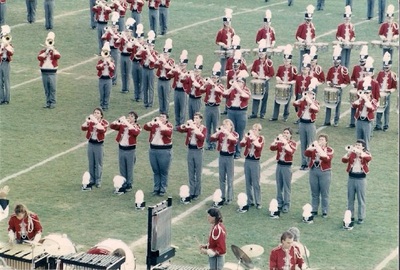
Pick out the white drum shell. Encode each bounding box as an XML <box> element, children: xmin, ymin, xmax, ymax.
<box><xmin>275</xmin><ymin>84</ymin><xmax>291</xmax><ymax>105</ymax></box>
<box><xmin>377</xmin><ymin>92</ymin><xmax>389</xmax><ymax>113</ymax></box>
<box><xmin>324</xmin><ymin>87</ymin><xmax>339</xmax><ymax>109</ymax></box>
<box><xmin>251</xmin><ymin>79</ymin><xmax>265</xmax><ymax>100</ymax></box>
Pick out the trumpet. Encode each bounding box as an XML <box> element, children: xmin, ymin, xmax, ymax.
<box><xmin>1</xmin><ymin>34</ymin><xmax>12</xmax><ymax>45</ymax></box>
<box><xmin>86</xmin><ymin>114</ymin><xmax>99</xmax><ymax>124</ymax></box>
<box><xmin>345</xmin><ymin>145</ymin><xmax>354</xmax><ymax>152</ymax></box>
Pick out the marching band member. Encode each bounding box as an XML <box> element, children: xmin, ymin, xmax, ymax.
<box><xmin>335</xmin><ymin>5</ymin><xmax>355</xmax><ymax>68</ymax></box>
<box><xmin>155</xmin><ymin>38</ymin><xmax>175</xmax><ymax>114</ymax></box>
<box><xmin>375</xmin><ymin>52</ymin><xmax>397</xmax><ymax>131</ymax></box>
<box><xmin>215</xmin><ymin>8</ymin><xmax>235</xmax><ymax>78</ymax></box>
<box><xmin>270</xmin><ymin>127</ymin><xmax>297</xmax><ymax>213</ymax></box>
<box><xmin>177</xmin><ymin>112</ymin><xmax>207</xmax><ymax>200</ymax></box>
<box><xmin>305</xmin><ymin>134</ymin><xmax>334</xmax><ymax>217</ymax></box>
<box><xmin>249</xmin><ymin>39</ymin><xmax>275</xmax><ymax>119</ymax></box>
<box><xmin>287</xmin><ymin>227</ymin><xmax>310</xmax><ymax>268</ymax></box>
<box><xmin>115</xmin><ymin>17</ymin><xmax>135</xmax><ymax>93</ymax></box>
<box><xmin>8</xmin><ymin>204</ymin><xmax>42</xmax><ymax>244</ymax></box>
<box><xmin>200</xmin><ymin>62</ymin><xmax>225</xmax><ymax>150</ymax></box>
<box><xmin>96</xmin><ymin>42</ymin><xmax>115</xmax><ymax>111</ymax></box>
<box><xmin>110</xmin><ymin>111</ymin><xmax>141</xmax><ymax>194</ymax></box>
<box><xmin>81</xmin><ymin>108</ymin><xmax>109</xmax><ymax>190</ymax></box>
<box><xmin>240</xmin><ymin>123</ymin><xmax>264</xmax><ymax>209</ymax></box>
<box><xmin>224</xmin><ymin>35</ymin><xmax>246</xmax><ymax>73</ymax></box>
<box><xmin>225</xmin><ymin>70</ymin><xmax>250</xmax><ymax>159</ymax></box>
<box><xmin>37</xmin><ymin>32</ymin><xmax>61</xmax><ymax>109</ymax></box>
<box><xmin>169</xmin><ymin>49</ymin><xmax>189</xmax><ymax>130</ymax></box>
<box><xmin>348</xmin><ymin>45</ymin><xmax>368</xmax><ymax>128</ymax></box>
<box><xmin>295</xmin><ymin>5</ymin><xmax>316</xmax><ymax>71</ymax></box>
<box><xmin>131</xmin><ymin>23</ymin><xmax>144</xmax><ymax>102</ymax></box>
<box><xmin>222</xmin><ymin>49</ymin><xmax>247</xmax><ymax>115</ymax></box>
<box><xmin>147</xmin><ymin>0</ymin><xmax>161</xmax><ymax>37</ymax></box>
<box><xmin>199</xmin><ymin>208</ymin><xmax>227</xmax><ymax>270</ymax></box>
<box><xmin>353</xmin><ymin>76</ymin><xmax>379</xmax><ymax>151</ymax></box>
<box><xmin>144</xmin><ymin>113</ymin><xmax>173</xmax><ymax>196</ymax></box>
<box><xmin>92</xmin><ymin>0</ymin><xmax>112</xmax><ymax>54</ymax></box>
<box><xmin>44</xmin><ymin>0</ymin><xmax>54</xmax><ymax>30</ymax></box>
<box><xmin>309</xmin><ymin>45</ymin><xmax>325</xmax><ymax>93</ymax></box>
<box><xmin>378</xmin><ymin>4</ymin><xmax>398</xmax><ymax>58</ymax></box>
<box><xmin>0</xmin><ymin>25</ymin><xmax>13</xmax><ymax>105</ymax></box>
<box><xmin>26</xmin><ymin>0</ymin><xmax>37</xmax><ymax>24</ymax></box>
<box><xmin>269</xmin><ymin>231</ymin><xmax>304</xmax><ymax>270</ymax></box>
<box><xmin>110</xmin><ymin>0</ymin><xmax>128</xmax><ymax>31</ymax></box>
<box><xmin>342</xmin><ymin>139</ymin><xmax>372</xmax><ymax>225</ymax></box>
<box><xmin>357</xmin><ymin>56</ymin><xmax>380</xmax><ymax>102</ymax></box>
<box><xmin>293</xmin><ymin>78</ymin><xmax>320</xmax><ymax>170</ymax></box>
<box><xmin>294</xmin><ymin>54</ymin><xmax>312</xmax><ymax>103</ymax></box>
<box><xmin>324</xmin><ymin>44</ymin><xmax>350</xmax><ymax>127</ymax></box>
<box><xmin>158</xmin><ymin>0</ymin><xmax>170</xmax><ymax>36</ymax></box>
<box><xmin>136</xmin><ymin>30</ymin><xmax>158</xmax><ymax>108</ymax></box>
<box><xmin>255</xmin><ymin>9</ymin><xmax>276</xmax><ymax>48</ymax></box>
<box><xmin>102</xmin><ymin>11</ymin><xmax>120</xmax><ymax>86</ymax></box>
<box><xmin>210</xmin><ymin>119</ymin><xmax>238</xmax><ymax>206</ymax></box>
<box><xmin>270</xmin><ymin>44</ymin><xmax>297</xmax><ymax>122</ymax></box>
<box><xmin>185</xmin><ymin>55</ymin><xmax>204</xmax><ymax>120</ymax></box>
<box><xmin>127</xmin><ymin>0</ymin><xmax>144</xmax><ymax>34</ymax></box>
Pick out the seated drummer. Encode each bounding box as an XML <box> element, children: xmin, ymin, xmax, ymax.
<box><xmin>249</xmin><ymin>39</ymin><xmax>275</xmax><ymax>119</ymax></box>
<box><xmin>8</xmin><ymin>204</ymin><xmax>43</xmax><ymax>244</ymax></box>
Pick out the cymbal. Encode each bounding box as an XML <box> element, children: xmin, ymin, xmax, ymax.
<box><xmin>241</xmin><ymin>244</ymin><xmax>264</xmax><ymax>258</ymax></box>
<box><xmin>231</xmin><ymin>244</ymin><xmax>254</xmax><ymax>269</ymax></box>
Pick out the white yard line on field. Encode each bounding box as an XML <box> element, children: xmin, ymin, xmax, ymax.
<box><xmin>373</xmin><ymin>247</ymin><xmax>399</xmax><ymax>270</ymax></box>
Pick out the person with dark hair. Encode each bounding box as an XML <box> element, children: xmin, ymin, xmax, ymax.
<box><xmin>143</xmin><ymin>113</ymin><xmax>173</xmax><ymax>196</ymax></box>
<box><xmin>110</xmin><ymin>111</ymin><xmax>141</xmax><ymax>195</ymax></box>
<box><xmin>199</xmin><ymin>208</ymin><xmax>226</xmax><ymax>270</ymax></box>
<box><xmin>342</xmin><ymin>139</ymin><xmax>372</xmax><ymax>225</ymax></box>
<box><xmin>305</xmin><ymin>133</ymin><xmax>334</xmax><ymax>218</ymax></box>
<box><xmin>269</xmin><ymin>231</ymin><xmax>304</xmax><ymax>270</ymax></box>
<box><xmin>8</xmin><ymin>204</ymin><xmax>42</xmax><ymax>244</ymax></box>
<box><xmin>287</xmin><ymin>227</ymin><xmax>310</xmax><ymax>267</ymax></box>
<box><xmin>177</xmin><ymin>112</ymin><xmax>206</xmax><ymax>200</ymax></box>
<box><xmin>81</xmin><ymin>108</ymin><xmax>109</xmax><ymax>190</ymax></box>
<box><xmin>270</xmin><ymin>127</ymin><xmax>297</xmax><ymax>213</ymax></box>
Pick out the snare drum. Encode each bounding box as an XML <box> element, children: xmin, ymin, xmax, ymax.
<box><xmin>349</xmin><ymin>88</ymin><xmax>358</xmax><ymax>103</ymax></box>
<box><xmin>377</xmin><ymin>92</ymin><xmax>389</xmax><ymax>113</ymax></box>
<box><xmin>275</xmin><ymin>84</ymin><xmax>291</xmax><ymax>105</ymax></box>
<box><xmin>314</xmin><ymin>42</ymin><xmax>329</xmax><ymax>51</ymax></box>
<box><xmin>324</xmin><ymin>87</ymin><xmax>340</xmax><ymax>108</ymax></box>
<box><xmin>352</xmin><ymin>41</ymin><xmax>368</xmax><ymax>50</ymax></box>
<box><xmin>87</xmin><ymin>238</ymin><xmax>136</xmax><ymax>270</ymax></box>
<box><xmin>250</xmin><ymin>79</ymin><xmax>265</xmax><ymax>100</ymax></box>
<box><xmin>370</xmin><ymin>40</ymin><xmax>383</xmax><ymax>48</ymax></box>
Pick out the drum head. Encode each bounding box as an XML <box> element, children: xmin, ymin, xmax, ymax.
<box><xmin>40</xmin><ymin>233</ymin><xmax>76</xmax><ymax>256</ymax></box>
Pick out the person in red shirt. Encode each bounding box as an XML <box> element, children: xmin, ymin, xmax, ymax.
<box><xmin>295</xmin><ymin>5</ymin><xmax>316</xmax><ymax>71</ymax></box>
<box><xmin>127</xmin><ymin>0</ymin><xmax>144</xmax><ymax>34</ymax></box>
<box><xmin>255</xmin><ymin>9</ymin><xmax>276</xmax><ymax>48</ymax></box>
<box><xmin>0</xmin><ymin>24</ymin><xmax>13</xmax><ymax>105</ymax></box>
<box><xmin>305</xmin><ymin>134</ymin><xmax>334</xmax><ymax>217</ymax></box>
<box><xmin>269</xmin><ymin>231</ymin><xmax>304</xmax><ymax>270</ymax></box>
<box><xmin>8</xmin><ymin>204</ymin><xmax>43</xmax><ymax>244</ymax></box>
<box><xmin>335</xmin><ymin>5</ymin><xmax>355</xmax><ymax>68</ymax></box>
<box><xmin>378</xmin><ymin>4</ymin><xmax>399</xmax><ymax>58</ymax></box>
<box><xmin>215</xmin><ymin>8</ymin><xmax>235</xmax><ymax>78</ymax></box>
<box><xmin>199</xmin><ymin>208</ymin><xmax>226</xmax><ymax>270</ymax></box>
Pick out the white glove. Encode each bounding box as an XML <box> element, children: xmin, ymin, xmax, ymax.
<box><xmin>207</xmin><ymin>249</ymin><xmax>216</xmax><ymax>257</ymax></box>
<box><xmin>8</xmin><ymin>230</ymin><xmax>15</xmax><ymax>243</ymax></box>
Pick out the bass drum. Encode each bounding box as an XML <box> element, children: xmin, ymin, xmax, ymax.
<box><xmin>87</xmin><ymin>238</ymin><xmax>136</xmax><ymax>270</ymax></box>
<box><xmin>39</xmin><ymin>233</ymin><xmax>76</xmax><ymax>256</ymax></box>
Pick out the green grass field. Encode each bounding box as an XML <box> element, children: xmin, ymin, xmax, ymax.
<box><xmin>0</xmin><ymin>0</ymin><xmax>398</xmax><ymax>269</ymax></box>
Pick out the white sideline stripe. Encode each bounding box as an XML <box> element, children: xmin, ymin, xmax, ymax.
<box><xmin>373</xmin><ymin>247</ymin><xmax>399</xmax><ymax>270</ymax></box>
<box><xmin>10</xmin><ymin>9</ymin><xmax>88</xmax><ymax>29</ymax></box>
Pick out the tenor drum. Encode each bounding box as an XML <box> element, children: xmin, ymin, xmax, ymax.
<box><xmin>214</xmin><ymin>50</ymin><xmax>232</xmax><ymax>58</ymax></box>
<box><xmin>324</xmin><ymin>87</ymin><xmax>339</xmax><ymax>108</ymax></box>
<box><xmin>87</xmin><ymin>238</ymin><xmax>136</xmax><ymax>270</ymax></box>
<box><xmin>349</xmin><ymin>88</ymin><xmax>359</xmax><ymax>103</ymax></box>
<box><xmin>377</xmin><ymin>92</ymin><xmax>389</xmax><ymax>113</ymax></box>
<box><xmin>275</xmin><ymin>84</ymin><xmax>291</xmax><ymax>105</ymax></box>
<box><xmin>250</xmin><ymin>79</ymin><xmax>265</xmax><ymax>100</ymax></box>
